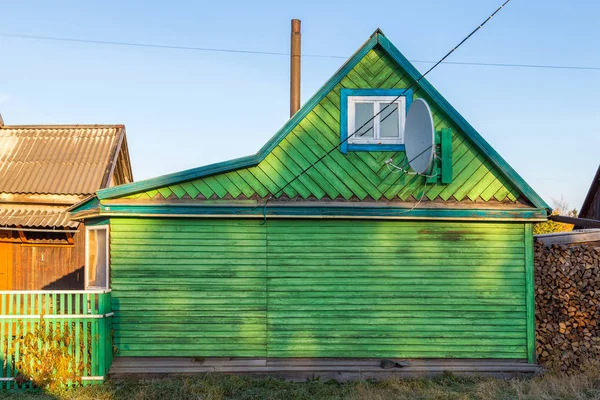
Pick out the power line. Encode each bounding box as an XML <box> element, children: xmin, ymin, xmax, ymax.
<box><xmin>266</xmin><ymin>0</ymin><xmax>513</xmax><ymax>204</ymax></box>
<box><xmin>0</xmin><ymin>31</ymin><xmax>598</xmax><ymax>71</ymax></box>
<box><xmin>411</xmin><ymin>60</ymin><xmax>600</xmax><ymax>71</ymax></box>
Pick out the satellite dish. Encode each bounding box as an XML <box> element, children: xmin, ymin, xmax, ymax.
<box><xmin>404</xmin><ymin>98</ymin><xmax>435</xmax><ymax>174</ymax></box>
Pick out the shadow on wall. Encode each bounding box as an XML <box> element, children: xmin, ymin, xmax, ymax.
<box><xmin>42</xmin><ymin>266</ymin><xmax>85</xmax><ymax>290</ymax></box>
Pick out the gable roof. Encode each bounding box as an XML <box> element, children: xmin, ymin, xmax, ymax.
<box><xmin>579</xmin><ymin>164</ymin><xmax>600</xmax><ymax>220</ymax></box>
<box><xmin>0</xmin><ymin>122</ymin><xmax>134</xmax><ymax>229</ymax></box>
<box><xmin>93</xmin><ymin>30</ymin><xmax>548</xmax><ymax>210</ymax></box>
<box><xmin>0</xmin><ymin>124</ymin><xmax>133</xmax><ymax>195</ymax></box>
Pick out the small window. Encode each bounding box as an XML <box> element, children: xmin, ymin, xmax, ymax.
<box><xmin>86</xmin><ymin>226</ymin><xmax>109</xmax><ymax>289</ymax></box>
<box><xmin>348</xmin><ymin>96</ymin><xmax>405</xmax><ymax>144</ymax></box>
<box><xmin>340</xmin><ymin>89</ymin><xmax>413</xmax><ymax>153</ymax></box>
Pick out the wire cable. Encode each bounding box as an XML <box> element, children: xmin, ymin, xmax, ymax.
<box><xmin>1</xmin><ymin>31</ymin><xmax>599</xmax><ymax>71</ymax></box>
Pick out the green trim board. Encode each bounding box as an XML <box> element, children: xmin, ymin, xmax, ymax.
<box><xmin>68</xmin><ymin>195</ymin><xmax>100</xmax><ymax>213</ymax></box>
<box><xmin>441</xmin><ymin>128</ymin><xmax>453</xmax><ymax>184</ymax></box>
<box><xmin>81</xmin><ymin>30</ymin><xmax>548</xmax><ymax>211</ymax></box>
<box><xmin>524</xmin><ymin>223</ymin><xmax>536</xmax><ymax>363</ymax></box>
<box><xmin>84</xmin><ymin>217</ymin><xmax>110</xmax><ymax>227</ymax></box>
<box><xmin>85</xmin><ymin>202</ymin><xmax>547</xmax><ymax>221</ymax></box>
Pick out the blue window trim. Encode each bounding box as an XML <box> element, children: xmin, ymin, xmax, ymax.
<box><xmin>340</xmin><ymin>88</ymin><xmax>413</xmax><ymax>154</ymax></box>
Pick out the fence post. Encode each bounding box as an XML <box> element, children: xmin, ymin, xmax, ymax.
<box><xmin>97</xmin><ymin>292</ymin><xmax>108</xmax><ymax>380</ymax></box>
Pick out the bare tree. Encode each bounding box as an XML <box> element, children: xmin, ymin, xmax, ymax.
<box><xmin>551</xmin><ymin>196</ymin><xmax>578</xmax><ymax>217</ymax></box>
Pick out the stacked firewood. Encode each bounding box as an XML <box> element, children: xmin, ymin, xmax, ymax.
<box><xmin>534</xmin><ymin>241</ymin><xmax>600</xmax><ymax>372</ymax></box>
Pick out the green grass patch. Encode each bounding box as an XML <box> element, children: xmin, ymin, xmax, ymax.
<box><xmin>1</xmin><ymin>367</ymin><xmax>600</xmax><ymax>400</ymax></box>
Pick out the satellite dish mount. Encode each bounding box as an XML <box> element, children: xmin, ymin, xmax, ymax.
<box><xmin>403</xmin><ymin>98</ymin><xmax>435</xmax><ymax>175</ymax></box>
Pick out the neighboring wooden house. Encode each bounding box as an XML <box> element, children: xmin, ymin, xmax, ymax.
<box><xmin>71</xmin><ymin>31</ymin><xmax>549</xmax><ymax>375</ymax></box>
<box><xmin>551</xmin><ymin>164</ymin><xmax>600</xmax><ymax>230</ymax></box>
<box><xmin>579</xmin><ymin>164</ymin><xmax>600</xmax><ymax>221</ymax></box>
<box><xmin>0</xmin><ymin>119</ymin><xmax>132</xmax><ymax>290</ymax></box>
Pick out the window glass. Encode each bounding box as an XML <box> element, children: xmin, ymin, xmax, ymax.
<box><xmin>379</xmin><ymin>102</ymin><xmax>400</xmax><ymax>138</ymax></box>
<box><xmin>345</xmin><ymin>94</ymin><xmax>406</xmax><ymax>148</ymax></box>
<box><xmin>354</xmin><ymin>102</ymin><xmax>374</xmax><ymax>139</ymax></box>
<box><xmin>87</xmin><ymin>228</ymin><xmax>108</xmax><ymax>288</ymax></box>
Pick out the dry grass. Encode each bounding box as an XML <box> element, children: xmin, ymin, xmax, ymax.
<box><xmin>1</xmin><ymin>364</ymin><xmax>600</xmax><ymax>400</ymax></box>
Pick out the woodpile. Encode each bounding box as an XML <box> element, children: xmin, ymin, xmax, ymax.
<box><xmin>534</xmin><ymin>240</ymin><xmax>600</xmax><ymax>372</ymax></box>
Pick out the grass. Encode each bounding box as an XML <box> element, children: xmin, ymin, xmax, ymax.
<box><xmin>1</xmin><ymin>367</ymin><xmax>600</xmax><ymax>400</ymax></box>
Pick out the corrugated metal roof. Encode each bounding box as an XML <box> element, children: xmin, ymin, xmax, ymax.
<box><xmin>0</xmin><ymin>125</ymin><xmax>125</xmax><ymax>195</ymax></box>
<box><xmin>0</xmin><ymin>204</ymin><xmax>78</xmax><ymax>228</ymax></box>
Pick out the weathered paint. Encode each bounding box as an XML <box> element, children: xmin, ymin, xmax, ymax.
<box><xmin>109</xmin><ymin>217</ymin><xmax>528</xmax><ymax>359</ymax></box>
<box><xmin>525</xmin><ymin>223</ymin><xmax>536</xmax><ymax>363</ymax></box>
<box><xmin>110</xmin><ymin>218</ymin><xmax>267</xmax><ymax>357</ymax></box>
<box><xmin>94</xmin><ymin>203</ymin><xmax>548</xmax><ymax>221</ymax></box>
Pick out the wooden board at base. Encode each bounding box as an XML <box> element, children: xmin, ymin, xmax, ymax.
<box><xmin>109</xmin><ymin>357</ymin><xmax>541</xmax><ymax>381</ymax></box>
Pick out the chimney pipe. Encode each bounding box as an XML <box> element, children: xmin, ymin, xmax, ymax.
<box><xmin>290</xmin><ymin>19</ymin><xmax>301</xmax><ymax>117</ymax></box>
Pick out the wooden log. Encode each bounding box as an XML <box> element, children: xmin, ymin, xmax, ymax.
<box><xmin>534</xmin><ymin>240</ymin><xmax>600</xmax><ymax>373</ymax></box>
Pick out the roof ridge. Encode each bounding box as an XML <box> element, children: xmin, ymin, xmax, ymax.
<box><xmin>370</xmin><ymin>28</ymin><xmax>386</xmax><ymax>38</ymax></box>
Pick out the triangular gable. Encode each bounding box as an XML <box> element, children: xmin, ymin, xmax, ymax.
<box><xmin>106</xmin><ymin>130</ymin><xmax>134</xmax><ymax>188</ymax></box>
<box><xmin>93</xmin><ymin>30</ymin><xmax>549</xmax><ymax>210</ymax></box>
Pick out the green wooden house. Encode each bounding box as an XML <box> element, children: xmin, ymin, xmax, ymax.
<box><xmin>70</xmin><ymin>30</ymin><xmax>549</xmax><ymax>376</ymax></box>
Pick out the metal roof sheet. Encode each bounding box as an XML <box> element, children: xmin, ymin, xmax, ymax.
<box><xmin>0</xmin><ymin>203</ymin><xmax>79</xmax><ymax>228</ymax></box>
<box><xmin>0</xmin><ymin>125</ymin><xmax>124</xmax><ymax>195</ymax></box>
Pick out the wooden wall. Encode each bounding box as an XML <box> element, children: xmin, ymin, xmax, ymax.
<box><xmin>110</xmin><ymin>217</ymin><xmax>530</xmax><ymax>360</ymax></box>
<box><xmin>0</xmin><ymin>242</ymin><xmax>13</xmax><ymax>290</ymax></box>
<box><xmin>110</xmin><ymin>218</ymin><xmax>266</xmax><ymax>357</ymax></box>
<box><xmin>581</xmin><ymin>187</ymin><xmax>600</xmax><ymax>221</ymax></box>
<box><xmin>0</xmin><ymin>224</ymin><xmax>86</xmax><ymax>290</ymax></box>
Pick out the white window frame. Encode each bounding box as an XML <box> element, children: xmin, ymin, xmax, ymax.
<box><xmin>347</xmin><ymin>96</ymin><xmax>406</xmax><ymax>145</ymax></box>
<box><xmin>85</xmin><ymin>225</ymin><xmax>110</xmax><ymax>290</ymax></box>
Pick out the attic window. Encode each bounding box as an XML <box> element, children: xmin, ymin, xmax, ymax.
<box><xmin>340</xmin><ymin>89</ymin><xmax>413</xmax><ymax>154</ymax></box>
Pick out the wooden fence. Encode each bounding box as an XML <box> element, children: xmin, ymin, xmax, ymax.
<box><xmin>0</xmin><ymin>290</ymin><xmax>113</xmax><ymax>389</ymax></box>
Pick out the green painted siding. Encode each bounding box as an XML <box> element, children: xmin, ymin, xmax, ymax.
<box><xmin>266</xmin><ymin>219</ymin><xmax>527</xmax><ymax>358</ymax></box>
<box><xmin>109</xmin><ymin>218</ymin><xmax>528</xmax><ymax>359</ymax></box>
<box><xmin>110</xmin><ymin>218</ymin><xmax>267</xmax><ymax>357</ymax></box>
<box><xmin>123</xmin><ymin>46</ymin><xmax>522</xmax><ymax>204</ymax></box>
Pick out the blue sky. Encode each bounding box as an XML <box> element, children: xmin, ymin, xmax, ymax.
<box><xmin>1</xmin><ymin>0</ymin><xmax>598</xmax><ymax>210</ymax></box>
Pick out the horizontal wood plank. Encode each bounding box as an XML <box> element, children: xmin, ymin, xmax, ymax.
<box><xmin>110</xmin><ymin>218</ymin><xmax>527</xmax><ymax>359</ymax></box>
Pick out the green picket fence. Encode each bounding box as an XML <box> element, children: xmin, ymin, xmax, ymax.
<box><xmin>0</xmin><ymin>290</ymin><xmax>113</xmax><ymax>389</ymax></box>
